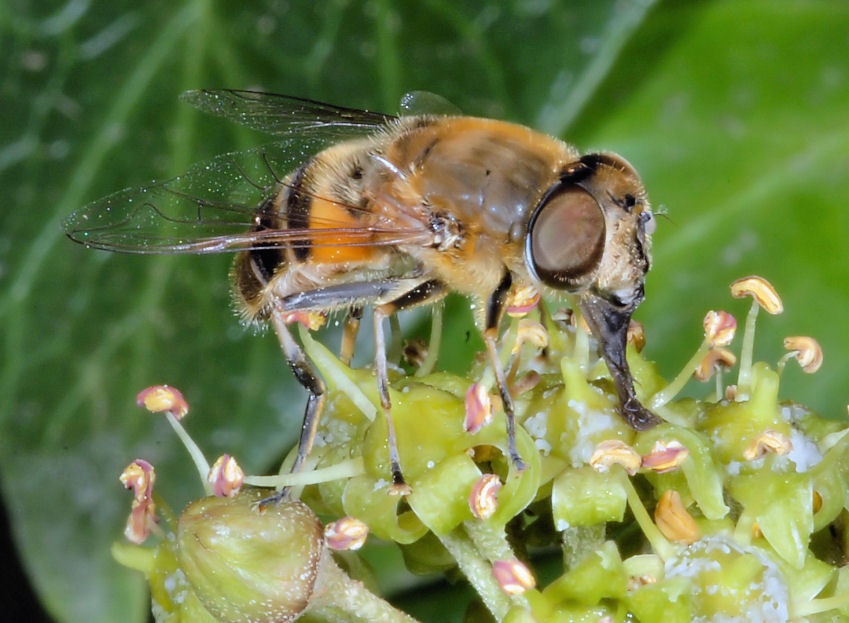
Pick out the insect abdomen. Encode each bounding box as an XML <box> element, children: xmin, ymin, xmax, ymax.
<box><xmin>232</xmin><ymin>190</ymin><xmax>287</xmax><ymax>322</ymax></box>
<box><xmin>232</xmin><ymin>141</ymin><xmax>387</xmax><ymax>323</ymax></box>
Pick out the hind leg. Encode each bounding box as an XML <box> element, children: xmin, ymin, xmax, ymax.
<box><xmin>262</xmin><ymin>277</ymin><xmax>445</xmax><ymax>502</ymax></box>
<box><xmin>259</xmin><ymin>305</ymin><xmax>327</xmax><ymax>505</ymax></box>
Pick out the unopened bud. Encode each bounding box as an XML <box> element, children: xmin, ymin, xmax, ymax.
<box><xmin>178</xmin><ymin>491</ymin><xmax>324</xmax><ymax>623</ymax></box>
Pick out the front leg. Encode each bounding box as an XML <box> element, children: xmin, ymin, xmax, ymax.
<box><xmin>579</xmin><ymin>293</ymin><xmax>660</xmax><ymax>430</ymax></box>
<box><xmin>482</xmin><ymin>271</ymin><xmax>529</xmax><ymax>473</ymax></box>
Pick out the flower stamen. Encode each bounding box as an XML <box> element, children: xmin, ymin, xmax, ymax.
<box><xmin>464</xmin><ymin>383</ymin><xmax>494</xmax><ymax>434</ymax></box>
<box><xmin>779</xmin><ymin>336</ymin><xmax>823</xmax><ymax>375</ymax></box>
<box><xmin>119</xmin><ymin>459</ymin><xmax>158</xmax><ymax>544</ymax></box>
<box><xmin>590</xmin><ymin>440</ymin><xmax>641</xmax><ymax>476</ymax></box>
<box><xmin>492</xmin><ymin>559</ymin><xmax>535</xmax><ymax>595</ymax></box>
<box><xmin>641</xmin><ymin>440</ymin><xmax>689</xmax><ymax>473</ymax></box>
<box><xmin>742</xmin><ymin>429</ymin><xmax>793</xmax><ymax>460</ymax></box>
<box><xmin>469</xmin><ymin>473</ymin><xmax>502</xmax><ymax>520</ymax></box>
<box><xmin>325</xmin><ymin>516</ymin><xmax>369</xmax><ymax>550</ymax></box>
<box><xmin>654</xmin><ymin>489</ymin><xmax>700</xmax><ymax>545</ymax></box>
<box><xmin>207</xmin><ymin>454</ymin><xmax>245</xmax><ymax>498</ymax></box>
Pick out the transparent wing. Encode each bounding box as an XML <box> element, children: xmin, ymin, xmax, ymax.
<box><xmin>398</xmin><ymin>91</ymin><xmax>463</xmax><ymax>116</ymax></box>
<box><xmin>63</xmin><ymin>138</ymin><xmax>427</xmax><ymax>254</ymax></box>
<box><xmin>180</xmin><ymin>90</ymin><xmax>398</xmax><ymax>138</ymax></box>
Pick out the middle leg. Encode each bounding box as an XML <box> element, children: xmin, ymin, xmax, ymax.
<box><xmin>373</xmin><ymin>279</ymin><xmax>448</xmax><ymax>494</ymax></box>
<box><xmin>482</xmin><ymin>271</ymin><xmax>528</xmax><ymax>473</ymax></box>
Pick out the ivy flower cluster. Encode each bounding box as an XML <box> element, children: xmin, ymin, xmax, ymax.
<box><xmin>113</xmin><ymin>276</ymin><xmax>849</xmax><ymax>623</ymax></box>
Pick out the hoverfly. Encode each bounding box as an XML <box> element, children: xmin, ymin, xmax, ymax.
<box><xmin>64</xmin><ymin>90</ymin><xmax>659</xmax><ymax>496</ymax></box>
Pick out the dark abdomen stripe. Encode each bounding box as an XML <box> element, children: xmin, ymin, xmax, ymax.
<box><xmin>286</xmin><ymin>161</ymin><xmax>313</xmax><ymax>262</ymax></box>
<box><xmin>249</xmin><ymin>195</ymin><xmax>284</xmax><ymax>283</ymax></box>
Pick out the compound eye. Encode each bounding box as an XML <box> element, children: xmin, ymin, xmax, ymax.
<box><xmin>527</xmin><ymin>186</ymin><xmax>605</xmax><ymax>290</ymax></box>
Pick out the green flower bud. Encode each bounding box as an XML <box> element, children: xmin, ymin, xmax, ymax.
<box><xmin>635</xmin><ymin>424</ymin><xmax>729</xmax><ymax>520</ymax></box>
<box><xmin>399</xmin><ymin>532</ymin><xmax>456</xmax><ymax>575</ymax></box>
<box><xmin>664</xmin><ymin>536</ymin><xmax>790</xmax><ymax>620</ymax></box>
<box><xmin>551</xmin><ymin>466</ymin><xmax>627</xmax><ymax>527</ymax></box>
<box><xmin>177</xmin><ymin>489</ymin><xmax>324</xmax><ymax>623</ymax></box>
<box><xmin>728</xmin><ymin>470</ymin><xmax>814</xmax><ymax>568</ymax></box>
<box><xmin>406</xmin><ymin>453</ymin><xmax>481</xmax><ymax>535</ymax></box>
<box><xmin>701</xmin><ymin>362</ymin><xmax>788</xmax><ymax>465</ymax></box>
<box><xmin>624</xmin><ymin>576</ymin><xmax>692</xmax><ymax>623</ymax></box>
<box><xmin>810</xmin><ymin>431</ymin><xmax>849</xmax><ymax>531</ymax></box>
<box><xmin>543</xmin><ymin>541</ymin><xmax>626</xmax><ymax>606</ymax></box>
<box><xmin>342</xmin><ymin>475</ymin><xmax>427</xmax><ymax>544</ymax></box>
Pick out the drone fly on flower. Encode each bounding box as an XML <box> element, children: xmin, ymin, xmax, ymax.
<box><xmin>64</xmin><ymin>90</ymin><xmax>658</xmax><ymax>497</ymax></box>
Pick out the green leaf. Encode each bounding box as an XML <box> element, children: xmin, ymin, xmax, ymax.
<box><xmin>3</xmin><ymin>1</ymin><xmax>849</xmax><ymax>621</ymax></box>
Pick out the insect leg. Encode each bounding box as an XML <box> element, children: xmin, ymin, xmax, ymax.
<box><xmin>482</xmin><ymin>271</ymin><xmax>529</xmax><ymax>473</ymax></box>
<box><xmin>580</xmin><ymin>293</ymin><xmax>660</xmax><ymax>430</ymax></box>
<box><xmin>387</xmin><ymin>314</ymin><xmax>403</xmax><ymax>364</ymax></box>
<box><xmin>280</xmin><ymin>277</ymin><xmax>446</xmax><ymax>492</ymax></box>
<box><xmin>282</xmin><ymin>279</ymin><xmax>409</xmax><ymax>310</ymax></box>
<box><xmin>373</xmin><ymin>280</ymin><xmax>448</xmax><ymax>494</ymax></box>
<box><xmin>340</xmin><ymin>306</ymin><xmax>363</xmax><ymax>366</ymax></box>
<box><xmin>261</xmin><ymin>304</ymin><xmax>327</xmax><ymax>505</ymax></box>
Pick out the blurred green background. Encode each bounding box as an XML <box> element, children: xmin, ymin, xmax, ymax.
<box><xmin>2</xmin><ymin>1</ymin><xmax>849</xmax><ymax>621</ymax></box>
